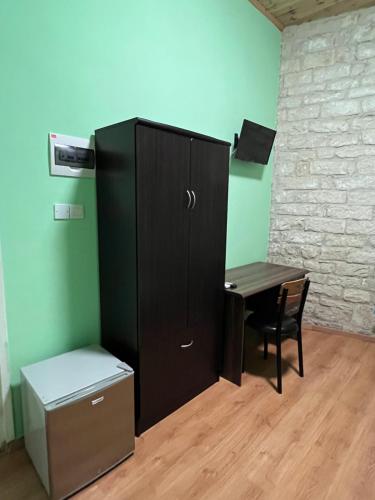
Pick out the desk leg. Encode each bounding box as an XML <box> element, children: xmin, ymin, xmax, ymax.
<box><xmin>221</xmin><ymin>294</ymin><xmax>245</xmax><ymax>386</ymax></box>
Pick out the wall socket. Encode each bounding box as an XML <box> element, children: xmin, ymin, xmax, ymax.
<box><xmin>54</xmin><ymin>204</ymin><xmax>84</xmax><ymax>220</ymax></box>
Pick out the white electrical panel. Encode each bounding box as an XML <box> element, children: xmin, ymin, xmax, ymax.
<box><xmin>49</xmin><ymin>133</ymin><xmax>95</xmax><ymax>178</ymax></box>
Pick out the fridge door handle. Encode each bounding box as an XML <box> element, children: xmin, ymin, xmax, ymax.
<box><xmin>186</xmin><ymin>189</ymin><xmax>192</xmax><ymax>209</ymax></box>
<box><xmin>91</xmin><ymin>396</ymin><xmax>104</xmax><ymax>406</ymax></box>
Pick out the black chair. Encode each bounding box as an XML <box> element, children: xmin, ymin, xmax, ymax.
<box><xmin>247</xmin><ymin>278</ymin><xmax>310</xmax><ymax>394</ymax></box>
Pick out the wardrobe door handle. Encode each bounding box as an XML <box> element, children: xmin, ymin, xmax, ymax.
<box><xmin>180</xmin><ymin>340</ymin><xmax>194</xmax><ymax>349</ymax></box>
<box><xmin>191</xmin><ymin>190</ymin><xmax>196</xmax><ymax>209</ymax></box>
<box><xmin>186</xmin><ymin>189</ymin><xmax>192</xmax><ymax>209</ymax></box>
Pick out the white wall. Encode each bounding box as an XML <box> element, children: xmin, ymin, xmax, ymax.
<box><xmin>270</xmin><ymin>6</ymin><xmax>375</xmax><ymax>335</ymax></box>
<box><xmin>0</xmin><ymin>243</ymin><xmax>14</xmax><ymax>446</ymax></box>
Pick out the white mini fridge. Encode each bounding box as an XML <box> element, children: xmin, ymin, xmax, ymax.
<box><xmin>21</xmin><ymin>345</ymin><xmax>135</xmax><ymax>499</ymax></box>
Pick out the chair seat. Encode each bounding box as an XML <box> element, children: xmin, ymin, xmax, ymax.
<box><xmin>247</xmin><ymin>312</ymin><xmax>298</xmax><ymax>336</ymax></box>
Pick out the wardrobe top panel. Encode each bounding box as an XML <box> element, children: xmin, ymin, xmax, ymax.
<box><xmin>95</xmin><ymin>117</ymin><xmax>231</xmax><ymax>147</ymax></box>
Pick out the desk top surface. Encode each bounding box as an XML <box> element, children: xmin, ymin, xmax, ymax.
<box><xmin>225</xmin><ymin>261</ymin><xmax>308</xmax><ymax>299</ymax></box>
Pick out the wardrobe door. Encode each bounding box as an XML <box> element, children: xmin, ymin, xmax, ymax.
<box><xmin>187</xmin><ymin>139</ymin><xmax>229</xmax><ymax>380</ymax></box>
<box><xmin>136</xmin><ymin>125</ymin><xmax>191</xmax><ymax>431</ymax></box>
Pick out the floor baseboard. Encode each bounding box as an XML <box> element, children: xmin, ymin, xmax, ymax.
<box><xmin>0</xmin><ymin>437</ymin><xmax>24</xmax><ymax>457</ymax></box>
<box><xmin>304</xmin><ymin>322</ymin><xmax>375</xmax><ymax>343</ymax></box>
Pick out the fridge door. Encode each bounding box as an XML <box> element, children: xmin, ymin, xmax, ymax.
<box><xmin>46</xmin><ymin>376</ymin><xmax>134</xmax><ymax>500</ymax></box>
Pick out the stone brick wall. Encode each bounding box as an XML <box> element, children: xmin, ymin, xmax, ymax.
<box><xmin>269</xmin><ymin>6</ymin><xmax>375</xmax><ymax>335</ymax></box>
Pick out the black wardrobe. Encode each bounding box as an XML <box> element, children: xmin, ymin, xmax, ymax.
<box><xmin>95</xmin><ymin>118</ymin><xmax>230</xmax><ymax>435</ymax></box>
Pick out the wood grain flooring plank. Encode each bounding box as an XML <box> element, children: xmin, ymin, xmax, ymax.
<box><xmin>1</xmin><ymin>328</ymin><xmax>375</xmax><ymax>500</ymax></box>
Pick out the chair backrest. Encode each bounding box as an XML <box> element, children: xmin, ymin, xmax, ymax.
<box><xmin>278</xmin><ymin>278</ymin><xmax>310</xmax><ymax>318</ymax></box>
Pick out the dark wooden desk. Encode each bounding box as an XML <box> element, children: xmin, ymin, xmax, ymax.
<box><xmin>221</xmin><ymin>261</ymin><xmax>308</xmax><ymax>386</ymax></box>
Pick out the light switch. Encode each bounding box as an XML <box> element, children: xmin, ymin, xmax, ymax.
<box><xmin>54</xmin><ymin>204</ymin><xmax>70</xmax><ymax>220</ymax></box>
<box><xmin>70</xmin><ymin>204</ymin><xmax>84</xmax><ymax>219</ymax></box>
<box><xmin>54</xmin><ymin>203</ymin><xmax>85</xmax><ymax>220</ymax></box>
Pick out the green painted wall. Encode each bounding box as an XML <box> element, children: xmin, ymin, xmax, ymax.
<box><xmin>0</xmin><ymin>0</ymin><xmax>280</xmax><ymax>437</ymax></box>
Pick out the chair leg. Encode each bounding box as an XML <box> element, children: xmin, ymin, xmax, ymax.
<box><xmin>297</xmin><ymin>324</ymin><xmax>304</xmax><ymax>378</ymax></box>
<box><xmin>276</xmin><ymin>331</ymin><xmax>282</xmax><ymax>394</ymax></box>
<box><xmin>263</xmin><ymin>334</ymin><xmax>268</xmax><ymax>360</ymax></box>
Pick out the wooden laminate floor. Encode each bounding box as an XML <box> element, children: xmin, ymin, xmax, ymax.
<box><xmin>1</xmin><ymin>326</ymin><xmax>375</xmax><ymax>500</ymax></box>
